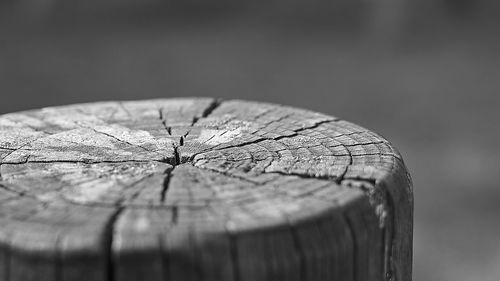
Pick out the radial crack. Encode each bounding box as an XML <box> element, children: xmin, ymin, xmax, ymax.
<box><xmin>1</xmin><ymin>159</ymin><xmax>157</xmax><ymax>165</ymax></box>
<box><xmin>191</xmin><ymin>118</ymin><xmax>337</xmax><ymax>158</ymax></box>
<box><xmin>191</xmin><ymin>99</ymin><xmax>222</xmax><ymax>126</ymax></box>
<box><xmin>160</xmin><ymin>169</ymin><xmax>174</xmax><ymax>203</ymax></box>
<box><xmin>83</xmin><ymin>126</ymin><xmax>159</xmax><ymax>154</ymax></box>
<box><xmin>104</xmin><ymin>206</ymin><xmax>125</xmax><ymax>281</ymax></box>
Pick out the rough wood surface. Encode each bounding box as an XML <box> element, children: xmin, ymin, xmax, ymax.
<box><xmin>0</xmin><ymin>98</ymin><xmax>413</xmax><ymax>281</ymax></box>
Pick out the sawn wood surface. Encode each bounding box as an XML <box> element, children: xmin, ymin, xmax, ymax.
<box><xmin>0</xmin><ymin>98</ymin><xmax>413</xmax><ymax>281</ymax></box>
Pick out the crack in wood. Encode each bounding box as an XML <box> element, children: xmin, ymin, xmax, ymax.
<box><xmin>104</xmin><ymin>206</ymin><xmax>125</xmax><ymax>281</ymax></box>
<box><xmin>82</xmin><ymin>125</ymin><xmax>158</xmax><ymax>154</ymax></box>
<box><xmin>188</xmin><ymin>119</ymin><xmax>337</xmax><ymax>161</ymax></box>
<box><xmin>158</xmin><ymin>99</ymin><xmax>223</xmax><ymax>206</ymax></box>
<box><xmin>1</xmin><ymin>159</ymin><xmax>159</xmax><ymax>165</ymax></box>
<box><xmin>191</xmin><ymin>99</ymin><xmax>222</xmax><ymax>127</ymax></box>
<box><xmin>160</xmin><ymin>170</ymin><xmax>173</xmax><ymax>203</ymax></box>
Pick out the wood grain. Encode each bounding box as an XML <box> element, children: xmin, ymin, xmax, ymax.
<box><xmin>0</xmin><ymin>98</ymin><xmax>413</xmax><ymax>281</ymax></box>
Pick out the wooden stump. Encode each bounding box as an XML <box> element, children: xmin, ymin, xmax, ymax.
<box><xmin>0</xmin><ymin>98</ymin><xmax>413</xmax><ymax>281</ymax></box>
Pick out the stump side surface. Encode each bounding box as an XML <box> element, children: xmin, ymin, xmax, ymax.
<box><xmin>0</xmin><ymin>98</ymin><xmax>412</xmax><ymax>281</ymax></box>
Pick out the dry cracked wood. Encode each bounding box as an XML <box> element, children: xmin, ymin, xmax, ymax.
<box><xmin>0</xmin><ymin>98</ymin><xmax>413</xmax><ymax>281</ymax></box>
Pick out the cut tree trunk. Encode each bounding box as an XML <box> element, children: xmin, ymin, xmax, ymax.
<box><xmin>0</xmin><ymin>98</ymin><xmax>413</xmax><ymax>281</ymax></box>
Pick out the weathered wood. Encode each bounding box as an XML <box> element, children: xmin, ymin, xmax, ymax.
<box><xmin>0</xmin><ymin>98</ymin><xmax>413</xmax><ymax>281</ymax></box>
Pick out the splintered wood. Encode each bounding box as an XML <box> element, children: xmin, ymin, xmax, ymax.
<box><xmin>0</xmin><ymin>98</ymin><xmax>413</xmax><ymax>281</ymax></box>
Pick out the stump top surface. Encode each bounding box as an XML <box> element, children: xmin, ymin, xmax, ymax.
<box><xmin>0</xmin><ymin>98</ymin><xmax>400</xmax><ymax>224</ymax></box>
<box><xmin>0</xmin><ymin>98</ymin><xmax>411</xmax><ymax>281</ymax></box>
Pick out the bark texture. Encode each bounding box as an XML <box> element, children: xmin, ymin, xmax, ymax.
<box><xmin>0</xmin><ymin>98</ymin><xmax>413</xmax><ymax>281</ymax></box>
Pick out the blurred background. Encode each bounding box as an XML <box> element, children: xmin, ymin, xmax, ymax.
<box><xmin>0</xmin><ymin>1</ymin><xmax>499</xmax><ymax>280</ymax></box>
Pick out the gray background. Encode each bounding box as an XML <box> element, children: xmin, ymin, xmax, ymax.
<box><xmin>1</xmin><ymin>1</ymin><xmax>499</xmax><ymax>280</ymax></box>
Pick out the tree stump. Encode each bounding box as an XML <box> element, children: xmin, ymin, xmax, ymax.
<box><xmin>0</xmin><ymin>98</ymin><xmax>413</xmax><ymax>281</ymax></box>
